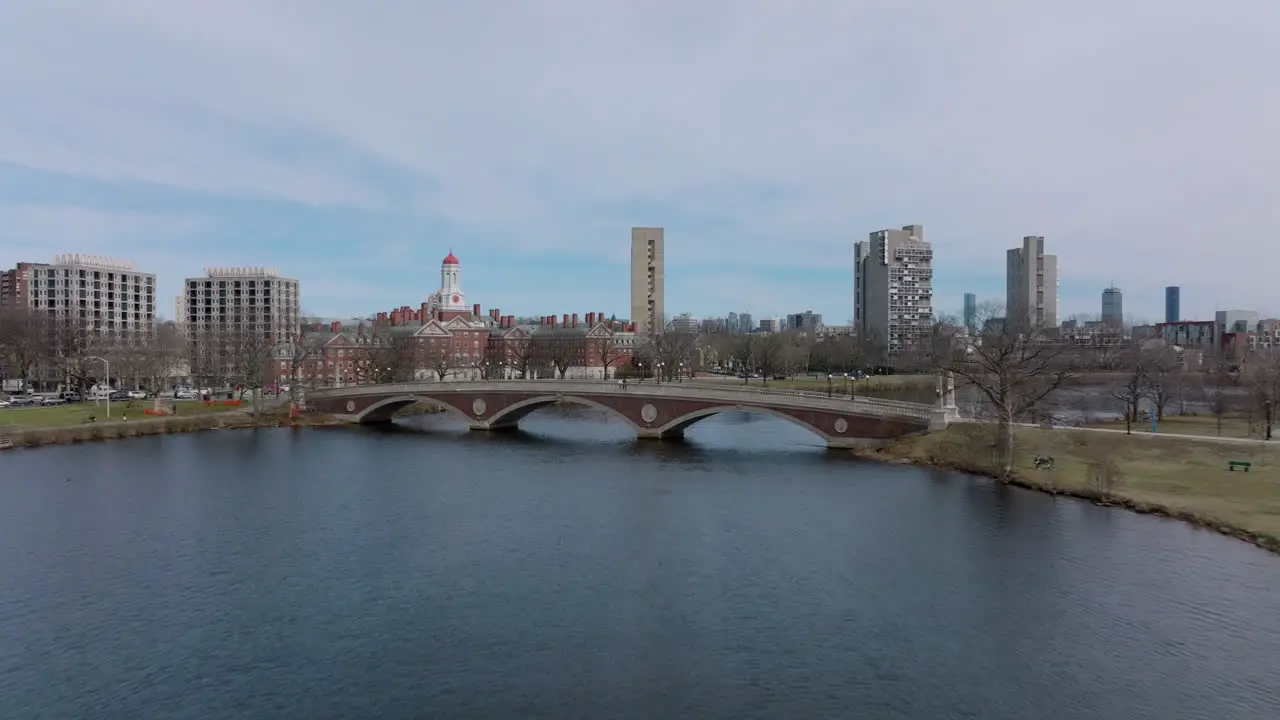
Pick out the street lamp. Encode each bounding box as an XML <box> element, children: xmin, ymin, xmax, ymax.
<box><xmin>87</xmin><ymin>355</ymin><xmax>111</xmax><ymax>419</ymax></box>
<box><xmin>843</xmin><ymin>372</ymin><xmax>849</xmax><ymax>397</ymax></box>
<box><xmin>827</xmin><ymin>373</ymin><xmax>832</xmax><ymax>397</ymax></box>
<box><xmin>656</xmin><ymin>362</ymin><xmax>664</xmax><ymax>384</ymax></box>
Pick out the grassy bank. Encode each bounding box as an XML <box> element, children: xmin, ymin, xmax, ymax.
<box><xmin>1085</xmin><ymin>413</ymin><xmax>1269</xmax><ymax>440</ymax></box>
<box><xmin>0</xmin><ymin>401</ymin><xmax>243</xmax><ymax>429</ymax></box>
<box><xmin>0</xmin><ymin>407</ymin><xmax>344</xmax><ymax>449</ymax></box>
<box><xmin>861</xmin><ymin>422</ymin><xmax>1280</xmax><ymax>553</ymax></box>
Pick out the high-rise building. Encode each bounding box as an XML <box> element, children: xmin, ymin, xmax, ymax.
<box><xmin>6</xmin><ymin>255</ymin><xmax>156</xmax><ymax>340</ymax></box>
<box><xmin>1005</xmin><ymin>236</ymin><xmax>1058</xmax><ymax>334</ymax></box>
<box><xmin>963</xmin><ymin>293</ymin><xmax>977</xmax><ymax>333</ymax></box>
<box><xmin>1102</xmin><ymin>286</ymin><xmax>1123</xmax><ymax>328</ymax></box>
<box><xmin>786</xmin><ymin>311</ymin><xmax>824</xmax><ymax>335</ymax></box>
<box><xmin>629</xmin><ymin>227</ymin><xmax>665</xmax><ymax>334</ymax></box>
<box><xmin>1165</xmin><ymin>286</ymin><xmax>1180</xmax><ymax>324</ymax></box>
<box><xmin>854</xmin><ymin>224</ymin><xmax>934</xmax><ymax>361</ymax></box>
<box><xmin>184</xmin><ymin>267</ymin><xmax>300</xmax><ymax>379</ymax></box>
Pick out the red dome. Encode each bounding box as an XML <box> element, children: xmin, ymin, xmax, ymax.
<box><xmin>442</xmin><ymin>250</ymin><xmax>460</xmax><ymax>265</ymax></box>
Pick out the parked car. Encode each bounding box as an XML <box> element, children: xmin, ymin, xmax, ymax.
<box><xmin>109</xmin><ymin>391</ymin><xmax>131</xmax><ymax>401</ymax></box>
<box><xmin>60</xmin><ymin>392</ymin><xmax>83</xmax><ymax>402</ymax></box>
<box><xmin>127</xmin><ymin>390</ymin><xmax>148</xmax><ymax>400</ymax></box>
<box><xmin>42</xmin><ymin>396</ymin><xmax>67</xmax><ymax>405</ymax></box>
<box><xmin>175</xmin><ymin>390</ymin><xmax>196</xmax><ymax>400</ymax></box>
<box><xmin>9</xmin><ymin>395</ymin><xmax>36</xmax><ymax>406</ymax></box>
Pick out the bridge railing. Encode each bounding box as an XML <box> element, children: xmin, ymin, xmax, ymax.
<box><xmin>309</xmin><ymin>379</ymin><xmax>937</xmax><ymax>421</ymax></box>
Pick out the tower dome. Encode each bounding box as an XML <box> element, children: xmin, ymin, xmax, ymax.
<box><xmin>442</xmin><ymin>250</ymin><xmax>460</xmax><ymax>265</ymax></box>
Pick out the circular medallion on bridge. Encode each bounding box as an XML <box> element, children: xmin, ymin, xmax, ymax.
<box><xmin>834</xmin><ymin>417</ymin><xmax>849</xmax><ymax>434</ymax></box>
<box><xmin>641</xmin><ymin>403</ymin><xmax>659</xmax><ymax>424</ymax></box>
<box><xmin>472</xmin><ymin>398</ymin><xmax>487</xmax><ymax>416</ymax></box>
<box><xmin>345</xmin><ymin>400</ymin><xmax>356</xmax><ymax>413</ymax></box>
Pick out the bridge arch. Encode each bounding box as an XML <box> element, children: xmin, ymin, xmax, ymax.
<box><xmin>654</xmin><ymin>404</ymin><xmax>834</xmax><ymax>443</ymax></box>
<box><xmin>486</xmin><ymin>395</ymin><xmax>642</xmax><ymax>430</ymax></box>
<box><xmin>356</xmin><ymin>394</ymin><xmax>473</xmax><ymax>424</ymax></box>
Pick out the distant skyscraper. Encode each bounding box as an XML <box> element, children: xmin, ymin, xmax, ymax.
<box><xmin>1005</xmin><ymin>236</ymin><xmax>1058</xmax><ymax>334</ymax></box>
<box><xmin>1165</xmin><ymin>286</ymin><xmax>1180</xmax><ymax>324</ymax></box>
<box><xmin>854</xmin><ymin>224</ymin><xmax>933</xmax><ymax>361</ymax></box>
<box><xmin>963</xmin><ymin>293</ymin><xmax>977</xmax><ymax>332</ymax></box>
<box><xmin>629</xmin><ymin>227</ymin><xmax>665</xmax><ymax>334</ymax></box>
<box><xmin>1102</xmin><ymin>286</ymin><xmax>1124</xmax><ymax>328</ymax></box>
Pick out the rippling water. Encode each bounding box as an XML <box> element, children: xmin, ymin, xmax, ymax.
<box><xmin>1</xmin><ymin>406</ymin><xmax>1278</xmax><ymax>719</ymax></box>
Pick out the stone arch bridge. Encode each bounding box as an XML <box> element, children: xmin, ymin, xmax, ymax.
<box><xmin>307</xmin><ymin>380</ymin><xmax>955</xmax><ymax>449</ymax></box>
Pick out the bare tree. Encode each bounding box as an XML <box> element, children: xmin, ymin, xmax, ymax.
<box><xmin>590</xmin><ymin>329</ymin><xmax>623</xmax><ymax>379</ymax></box>
<box><xmin>749</xmin><ymin>332</ymin><xmax>788</xmax><ymax>383</ymax></box>
<box><xmin>1243</xmin><ymin>348</ymin><xmax>1279</xmax><ymax>440</ymax></box>
<box><xmin>0</xmin><ymin>307</ymin><xmax>50</xmax><ymax>388</ymax></box>
<box><xmin>501</xmin><ymin>332</ymin><xmax>537</xmax><ymax>379</ymax></box>
<box><xmin>212</xmin><ymin>325</ymin><xmax>277</xmax><ymax>412</ymax></box>
<box><xmin>1109</xmin><ymin>344</ymin><xmax>1148</xmax><ymax>434</ymax></box>
<box><xmin>1141</xmin><ymin>344</ymin><xmax>1182</xmax><ymax>422</ymax></box>
<box><xmin>136</xmin><ymin>323</ymin><xmax>185</xmax><ymax>394</ymax></box>
<box><xmin>1201</xmin><ymin>362</ymin><xmax>1236</xmax><ymax>436</ymax></box>
<box><xmin>278</xmin><ymin>331</ymin><xmax>329</xmax><ymax>393</ymax></box>
<box><xmin>535</xmin><ymin>328</ymin><xmax>587</xmax><ymax>379</ymax></box>
<box><xmin>939</xmin><ymin>301</ymin><xmax>1076</xmax><ymax>479</ymax></box>
<box><xmin>421</xmin><ymin>341</ymin><xmax>455</xmax><ymax>381</ymax></box>
<box><xmin>642</xmin><ymin>329</ymin><xmax>698</xmax><ymax>381</ymax></box>
<box><xmin>43</xmin><ymin>315</ymin><xmax>102</xmax><ymax>392</ymax></box>
<box><xmin>352</xmin><ymin>329</ymin><xmax>417</xmax><ymax>384</ymax></box>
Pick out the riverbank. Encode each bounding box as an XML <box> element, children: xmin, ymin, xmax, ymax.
<box><xmin>857</xmin><ymin>423</ymin><xmax>1280</xmax><ymax>554</ymax></box>
<box><xmin>0</xmin><ymin>400</ymin><xmax>452</xmax><ymax>450</ymax></box>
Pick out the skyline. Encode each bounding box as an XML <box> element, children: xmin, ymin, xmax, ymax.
<box><xmin>1</xmin><ymin>1</ymin><xmax>1276</xmax><ymax>321</ymax></box>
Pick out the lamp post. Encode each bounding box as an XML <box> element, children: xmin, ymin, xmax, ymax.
<box><xmin>827</xmin><ymin>373</ymin><xmax>833</xmax><ymax>397</ymax></box>
<box><xmin>843</xmin><ymin>372</ymin><xmax>849</xmax><ymax>397</ymax></box>
<box><xmin>87</xmin><ymin>355</ymin><xmax>110</xmax><ymax>419</ymax></box>
<box><xmin>656</xmin><ymin>362</ymin><xmax>663</xmax><ymax>384</ymax></box>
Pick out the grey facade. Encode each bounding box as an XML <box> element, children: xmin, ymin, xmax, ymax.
<box><xmin>786</xmin><ymin>310</ymin><xmax>824</xmax><ymax>336</ymax></box>
<box><xmin>183</xmin><ymin>267</ymin><xmax>301</xmax><ymax>377</ymax></box>
<box><xmin>963</xmin><ymin>293</ymin><xmax>977</xmax><ymax>333</ymax></box>
<box><xmin>1165</xmin><ymin>286</ymin><xmax>1180</xmax><ymax>324</ymax></box>
<box><xmin>1102</xmin><ymin>286</ymin><xmax>1123</xmax><ymax>328</ymax></box>
<box><xmin>18</xmin><ymin>254</ymin><xmax>157</xmax><ymax>340</ymax></box>
<box><xmin>1005</xmin><ymin>236</ymin><xmax>1058</xmax><ymax>334</ymax></box>
<box><xmin>855</xmin><ymin>224</ymin><xmax>934</xmax><ymax>361</ymax></box>
<box><xmin>629</xmin><ymin>227</ymin><xmax>665</xmax><ymax>335</ymax></box>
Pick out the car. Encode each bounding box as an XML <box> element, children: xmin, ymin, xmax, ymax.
<box><xmin>175</xmin><ymin>390</ymin><xmax>196</xmax><ymax>400</ymax></box>
<box><xmin>0</xmin><ymin>400</ymin><xmax>9</xmax><ymax>408</ymax></box>
<box><xmin>127</xmin><ymin>390</ymin><xmax>148</xmax><ymax>400</ymax></box>
<box><xmin>9</xmin><ymin>395</ymin><xmax>36</xmax><ymax>406</ymax></box>
<box><xmin>60</xmin><ymin>392</ymin><xmax>83</xmax><ymax>402</ymax></box>
<box><xmin>42</xmin><ymin>396</ymin><xmax>67</xmax><ymax>405</ymax></box>
<box><xmin>109</xmin><ymin>391</ymin><xmax>130</xmax><ymax>401</ymax></box>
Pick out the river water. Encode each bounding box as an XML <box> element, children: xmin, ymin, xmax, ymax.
<box><xmin>2</xmin><ymin>407</ymin><xmax>1278</xmax><ymax>719</ymax></box>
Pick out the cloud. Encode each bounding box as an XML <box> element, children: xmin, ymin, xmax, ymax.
<box><xmin>0</xmin><ymin>0</ymin><xmax>1277</xmax><ymax>320</ymax></box>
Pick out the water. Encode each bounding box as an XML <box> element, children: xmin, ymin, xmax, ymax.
<box><xmin>2</xmin><ymin>407</ymin><xmax>1278</xmax><ymax>719</ymax></box>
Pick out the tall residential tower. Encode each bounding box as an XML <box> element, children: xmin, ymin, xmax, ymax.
<box><xmin>629</xmin><ymin>227</ymin><xmax>665</xmax><ymax>334</ymax></box>
<box><xmin>854</xmin><ymin>224</ymin><xmax>934</xmax><ymax>362</ymax></box>
<box><xmin>1005</xmin><ymin>236</ymin><xmax>1058</xmax><ymax>334</ymax></box>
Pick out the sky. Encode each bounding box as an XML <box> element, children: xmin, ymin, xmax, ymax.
<box><xmin>1</xmin><ymin>0</ymin><xmax>1277</xmax><ymax>324</ymax></box>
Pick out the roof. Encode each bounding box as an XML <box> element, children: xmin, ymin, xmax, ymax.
<box><xmin>442</xmin><ymin>251</ymin><xmax>459</xmax><ymax>265</ymax></box>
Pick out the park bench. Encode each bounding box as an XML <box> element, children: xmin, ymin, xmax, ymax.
<box><xmin>1228</xmin><ymin>460</ymin><xmax>1251</xmax><ymax>472</ymax></box>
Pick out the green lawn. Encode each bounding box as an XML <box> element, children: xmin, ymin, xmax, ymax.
<box><xmin>0</xmin><ymin>401</ymin><xmax>242</xmax><ymax>429</ymax></box>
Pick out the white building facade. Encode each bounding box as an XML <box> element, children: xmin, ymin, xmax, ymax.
<box><xmin>23</xmin><ymin>254</ymin><xmax>157</xmax><ymax>341</ymax></box>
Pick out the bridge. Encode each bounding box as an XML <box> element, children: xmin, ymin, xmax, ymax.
<box><xmin>307</xmin><ymin>379</ymin><xmax>957</xmax><ymax>449</ymax></box>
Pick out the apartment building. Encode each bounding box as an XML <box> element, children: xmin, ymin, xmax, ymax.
<box><xmin>183</xmin><ymin>267</ymin><xmax>300</xmax><ymax>378</ymax></box>
<box><xmin>854</xmin><ymin>224</ymin><xmax>934</xmax><ymax>361</ymax></box>
<box><xmin>1005</xmin><ymin>236</ymin><xmax>1058</xmax><ymax>335</ymax></box>
<box><xmin>2</xmin><ymin>255</ymin><xmax>156</xmax><ymax>339</ymax></box>
<box><xmin>629</xmin><ymin>227</ymin><xmax>665</xmax><ymax>335</ymax></box>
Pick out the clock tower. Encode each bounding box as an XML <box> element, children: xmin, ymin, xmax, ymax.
<box><xmin>438</xmin><ymin>250</ymin><xmax>465</xmax><ymax>312</ymax></box>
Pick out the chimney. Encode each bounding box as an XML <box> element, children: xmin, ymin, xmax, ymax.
<box><xmin>494</xmin><ymin>308</ymin><xmax>501</xmax><ymax>320</ymax></box>
<box><xmin>420</xmin><ymin>302</ymin><xmax>430</xmax><ymax>319</ymax></box>
<box><xmin>562</xmin><ymin>313</ymin><xmax>570</xmax><ymax>327</ymax></box>
<box><xmin>506</xmin><ymin>315</ymin><xmax>514</xmax><ymax>328</ymax></box>
<box><xmin>599</xmin><ymin>311</ymin><xmax>605</xmax><ymax>326</ymax></box>
<box><xmin>550</xmin><ymin>316</ymin><xmax>558</xmax><ymax>327</ymax></box>
<box><xmin>473</xmin><ymin>303</ymin><xmax>481</xmax><ymax>317</ymax></box>
<box><xmin>330</xmin><ymin>320</ymin><xmax>342</xmax><ymax>333</ymax></box>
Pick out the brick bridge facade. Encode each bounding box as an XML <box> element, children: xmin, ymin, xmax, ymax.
<box><xmin>307</xmin><ymin>380</ymin><xmax>954</xmax><ymax>449</ymax></box>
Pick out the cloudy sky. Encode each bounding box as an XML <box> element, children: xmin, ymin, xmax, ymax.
<box><xmin>1</xmin><ymin>0</ymin><xmax>1275</xmax><ymax>323</ymax></box>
